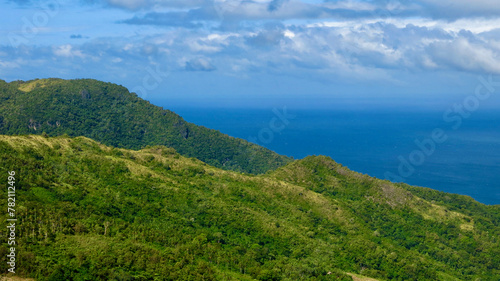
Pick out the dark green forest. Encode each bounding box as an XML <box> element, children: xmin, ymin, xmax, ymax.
<box><xmin>0</xmin><ymin>78</ymin><xmax>291</xmax><ymax>174</ymax></box>
<box><xmin>0</xmin><ymin>135</ymin><xmax>499</xmax><ymax>280</ymax></box>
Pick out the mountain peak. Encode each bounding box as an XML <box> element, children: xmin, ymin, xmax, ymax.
<box><xmin>17</xmin><ymin>78</ymin><xmax>65</xmax><ymax>92</ymax></box>
<box><xmin>0</xmin><ymin>78</ymin><xmax>292</xmax><ymax>174</ymax></box>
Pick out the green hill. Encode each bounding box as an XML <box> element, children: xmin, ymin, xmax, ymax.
<box><xmin>0</xmin><ymin>78</ymin><xmax>291</xmax><ymax>174</ymax></box>
<box><xmin>0</xmin><ymin>135</ymin><xmax>499</xmax><ymax>280</ymax></box>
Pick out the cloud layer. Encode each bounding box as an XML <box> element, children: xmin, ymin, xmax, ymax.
<box><xmin>2</xmin><ymin>0</ymin><xmax>500</xmax><ymax>105</ymax></box>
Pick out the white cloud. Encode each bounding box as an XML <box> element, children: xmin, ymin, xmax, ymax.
<box><xmin>53</xmin><ymin>45</ymin><xmax>84</xmax><ymax>58</ymax></box>
<box><xmin>3</xmin><ymin>0</ymin><xmax>500</xmax><ymax>91</ymax></box>
<box><xmin>188</xmin><ymin>39</ymin><xmax>223</xmax><ymax>53</ymax></box>
<box><xmin>428</xmin><ymin>38</ymin><xmax>500</xmax><ymax>74</ymax></box>
<box><xmin>284</xmin><ymin>30</ymin><xmax>295</xmax><ymax>38</ymax></box>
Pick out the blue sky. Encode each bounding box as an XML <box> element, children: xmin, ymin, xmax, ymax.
<box><xmin>2</xmin><ymin>0</ymin><xmax>500</xmax><ymax>109</ymax></box>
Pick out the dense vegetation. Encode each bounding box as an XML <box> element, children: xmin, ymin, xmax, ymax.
<box><xmin>0</xmin><ymin>135</ymin><xmax>499</xmax><ymax>280</ymax></box>
<box><xmin>0</xmin><ymin>78</ymin><xmax>291</xmax><ymax>174</ymax></box>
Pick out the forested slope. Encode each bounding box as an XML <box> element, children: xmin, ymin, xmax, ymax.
<box><xmin>0</xmin><ymin>135</ymin><xmax>499</xmax><ymax>280</ymax></box>
<box><xmin>0</xmin><ymin>78</ymin><xmax>291</xmax><ymax>174</ymax></box>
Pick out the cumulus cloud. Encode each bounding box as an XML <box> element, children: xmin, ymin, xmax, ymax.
<box><xmin>3</xmin><ymin>0</ymin><xmax>500</xmax><ymax>93</ymax></box>
<box><xmin>428</xmin><ymin>38</ymin><xmax>500</xmax><ymax>74</ymax></box>
<box><xmin>4</xmin><ymin>16</ymin><xmax>500</xmax><ymax>85</ymax></box>
<box><xmin>245</xmin><ymin>28</ymin><xmax>285</xmax><ymax>48</ymax></box>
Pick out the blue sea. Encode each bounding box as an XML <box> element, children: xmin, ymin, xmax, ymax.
<box><xmin>164</xmin><ymin>106</ymin><xmax>500</xmax><ymax>205</ymax></box>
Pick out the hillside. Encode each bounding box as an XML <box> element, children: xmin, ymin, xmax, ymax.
<box><xmin>0</xmin><ymin>135</ymin><xmax>499</xmax><ymax>280</ymax></box>
<box><xmin>0</xmin><ymin>78</ymin><xmax>291</xmax><ymax>174</ymax></box>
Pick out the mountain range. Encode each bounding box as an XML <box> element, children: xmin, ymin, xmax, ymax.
<box><xmin>0</xmin><ymin>79</ymin><xmax>499</xmax><ymax>280</ymax></box>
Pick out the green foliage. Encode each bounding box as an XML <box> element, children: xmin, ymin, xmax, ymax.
<box><xmin>0</xmin><ymin>135</ymin><xmax>498</xmax><ymax>280</ymax></box>
<box><xmin>0</xmin><ymin>78</ymin><xmax>292</xmax><ymax>174</ymax></box>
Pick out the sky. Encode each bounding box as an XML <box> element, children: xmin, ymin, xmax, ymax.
<box><xmin>2</xmin><ymin>0</ymin><xmax>500</xmax><ymax>109</ymax></box>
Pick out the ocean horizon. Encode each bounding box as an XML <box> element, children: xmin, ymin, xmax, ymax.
<box><xmin>164</xmin><ymin>106</ymin><xmax>500</xmax><ymax>205</ymax></box>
